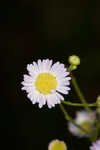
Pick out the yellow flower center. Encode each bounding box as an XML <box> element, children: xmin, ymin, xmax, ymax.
<box><xmin>35</xmin><ymin>73</ymin><xmax>57</xmax><ymax>94</ymax></box>
<box><xmin>79</xmin><ymin>121</ymin><xmax>92</xmax><ymax>134</ymax></box>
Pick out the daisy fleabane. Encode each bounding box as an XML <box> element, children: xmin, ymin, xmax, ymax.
<box><xmin>68</xmin><ymin>111</ymin><xmax>96</xmax><ymax>137</ymax></box>
<box><xmin>21</xmin><ymin>59</ymin><xmax>71</xmax><ymax>108</ymax></box>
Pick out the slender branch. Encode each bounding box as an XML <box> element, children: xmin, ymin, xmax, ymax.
<box><xmin>62</xmin><ymin>101</ymin><xmax>97</xmax><ymax>107</ymax></box>
<box><xmin>59</xmin><ymin>104</ymin><xmax>88</xmax><ymax>134</ymax></box>
<box><xmin>71</xmin><ymin>75</ymin><xmax>91</xmax><ymax>112</ymax></box>
<box><xmin>91</xmin><ymin>115</ymin><xmax>100</xmax><ymax>141</ymax></box>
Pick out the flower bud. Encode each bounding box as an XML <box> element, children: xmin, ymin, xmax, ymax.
<box><xmin>48</xmin><ymin>139</ymin><xmax>67</xmax><ymax>150</ymax></box>
<box><xmin>68</xmin><ymin>55</ymin><xmax>80</xmax><ymax>66</ymax></box>
<box><xmin>69</xmin><ymin>65</ymin><xmax>77</xmax><ymax>71</ymax></box>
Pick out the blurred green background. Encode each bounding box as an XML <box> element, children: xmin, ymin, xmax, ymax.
<box><xmin>1</xmin><ymin>0</ymin><xmax>100</xmax><ymax>150</ymax></box>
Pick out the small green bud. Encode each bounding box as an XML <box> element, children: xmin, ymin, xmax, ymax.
<box><xmin>71</xmin><ymin>65</ymin><xmax>77</xmax><ymax>70</ymax></box>
<box><xmin>48</xmin><ymin>139</ymin><xmax>67</xmax><ymax>150</ymax></box>
<box><xmin>68</xmin><ymin>64</ymin><xmax>77</xmax><ymax>71</ymax></box>
<box><xmin>68</xmin><ymin>55</ymin><xmax>80</xmax><ymax>66</ymax></box>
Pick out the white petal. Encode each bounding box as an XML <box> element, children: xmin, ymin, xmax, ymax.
<box><xmin>27</xmin><ymin>92</ymin><xmax>33</xmax><ymax>100</ymax></box>
<box><xmin>57</xmin><ymin>80</ymin><xmax>70</xmax><ymax>87</ymax></box>
<box><xmin>37</xmin><ymin>59</ymin><xmax>42</xmax><ymax>72</ymax></box>
<box><xmin>46</xmin><ymin>60</ymin><xmax>53</xmax><ymax>72</ymax></box>
<box><xmin>41</xmin><ymin>59</ymin><xmax>47</xmax><ymax>72</ymax></box>
<box><xmin>56</xmin><ymin>92</ymin><xmax>64</xmax><ymax>101</ymax></box>
<box><xmin>58</xmin><ymin>72</ymin><xmax>70</xmax><ymax>77</ymax></box>
<box><xmin>51</xmin><ymin>63</ymin><xmax>67</xmax><ymax>75</ymax></box>
<box><xmin>32</xmin><ymin>92</ymin><xmax>39</xmax><ymax>103</ymax></box>
<box><xmin>75</xmin><ymin>111</ymin><xmax>95</xmax><ymax>124</ymax></box>
<box><xmin>27</xmin><ymin>64</ymin><xmax>38</xmax><ymax>77</ymax></box>
<box><xmin>23</xmin><ymin>75</ymin><xmax>34</xmax><ymax>84</ymax></box>
<box><xmin>27</xmin><ymin>64</ymin><xmax>34</xmax><ymax>76</ymax></box>
<box><xmin>68</xmin><ymin>122</ymin><xmax>82</xmax><ymax>137</ymax></box>
<box><xmin>40</xmin><ymin>94</ymin><xmax>46</xmax><ymax>105</ymax></box>
<box><xmin>25</xmin><ymin>86</ymin><xmax>35</xmax><ymax>93</ymax></box>
<box><xmin>50</xmin><ymin>62</ymin><xmax>60</xmax><ymax>71</ymax></box>
<box><xmin>46</xmin><ymin>95</ymin><xmax>55</xmax><ymax>108</ymax></box>
<box><xmin>56</xmin><ymin>87</ymin><xmax>69</xmax><ymax>94</ymax></box>
<box><xmin>31</xmin><ymin>95</ymin><xmax>37</xmax><ymax>104</ymax></box>
<box><xmin>33</xmin><ymin>61</ymin><xmax>39</xmax><ymax>72</ymax></box>
<box><xmin>21</xmin><ymin>86</ymin><xmax>27</xmax><ymax>91</ymax></box>
<box><xmin>21</xmin><ymin>81</ymin><xmax>33</xmax><ymax>86</ymax></box>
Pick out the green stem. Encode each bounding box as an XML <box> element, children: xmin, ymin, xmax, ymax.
<box><xmin>59</xmin><ymin>104</ymin><xmax>88</xmax><ymax>134</ymax></box>
<box><xmin>71</xmin><ymin>75</ymin><xmax>91</xmax><ymax>112</ymax></box>
<box><xmin>91</xmin><ymin>115</ymin><xmax>100</xmax><ymax>141</ymax></box>
<box><xmin>62</xmin><ymin>101</ymin><xmax>97</xmax><ymax>107</ymax></box>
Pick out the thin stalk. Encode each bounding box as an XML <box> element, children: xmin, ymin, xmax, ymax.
<box><xmin>62</xmin><ymin>101</ymin><xmax>97</xmax><ymax>107</ymax></box>
<box><xmin>59</xmin><ymin>104</ymin><xmax>88</xmax><ymax>134</ymax></box>
<box><xmin>91</xmin><ymin>115</ymin><xmax>100</xmax><ymax>141</ymax></box>
<box><xmin>71</xmin><ymin>75</ymin><xmax>91</xmax><ymax>112</ymax></box>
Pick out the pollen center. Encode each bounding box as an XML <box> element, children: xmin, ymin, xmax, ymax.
<box><xmin>35</xmin><ymin>73</ymin><xmax>57</xmax><ymax>94</ymax></box>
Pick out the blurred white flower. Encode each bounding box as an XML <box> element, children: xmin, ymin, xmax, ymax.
<box><xmin>68</xmin><ymin>110</ymin><xmax>96</xmax><ymax>137</ymax></box>
<box><xmin>48</xmin><ymin>139</ymin><xmax>67</xmax><ymax>150</ymax></box>
<box><xmin>22</xmin><ymin>59</ymin><xmax>71</xmax><ymax>108</ymax></box>
<box><xmin>90</xmin><ymin>139</ymin><xmax>100</xmax><ymax>150</ymax></box>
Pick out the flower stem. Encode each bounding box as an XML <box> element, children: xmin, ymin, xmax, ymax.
<box><xmin>59</xmin><ymin>103</ymin><xmax>88</xmax><ymax>134</ymax></box>
<box><xmin>62</xmin><ymin>101</ymin><xmax>97</xmax><ymax>107</ymax></box>
<box><xmin>91</xmin><ymin>115</ymin><xmax>100</xmax><ymax>141</ymax></box>
<box><xmin>71</xmin><ymin>75</ymin><xmax>91</xmax><ymax>112</ymax></box>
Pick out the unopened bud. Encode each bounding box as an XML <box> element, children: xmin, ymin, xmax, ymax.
<box><xmin>68</xmin><ymin>55</ymin><xmax>80</xmax><ymax>66</ymax></box>
<box><xmin>48</xmin><ymin>139</ymin><xmax>67</xmax><ymax>150</ymax></box>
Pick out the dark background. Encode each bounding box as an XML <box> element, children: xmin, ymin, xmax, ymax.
<box><xmin>1</xmin><ymin>0</ymin><xmax>100</xmax><ymax>150</ymax></box>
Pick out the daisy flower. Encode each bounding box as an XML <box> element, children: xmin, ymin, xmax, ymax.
<box><xmin>21</xmin><ymin>59</ymin><xmax>71</xmax><ymax>108</ymax></box>
<box><xmin>48</xmin><ymin>139</ymin><xmax>67</xmax><ymax>150</ymax></box>
<box><xmin>68</xmin><ymin>111</ymin><xmax>96</xmax><ymax>137</ymax></box>
<box><xmin>90</xmin><ymin>139</ymin><xmax>100</xmax><ymax>150</ymax></box>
